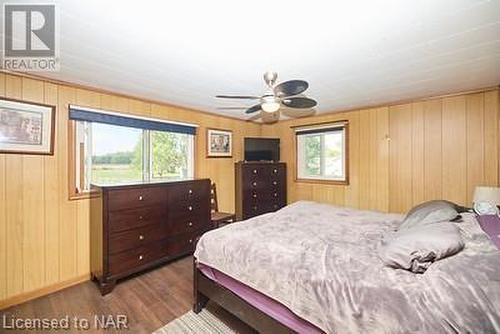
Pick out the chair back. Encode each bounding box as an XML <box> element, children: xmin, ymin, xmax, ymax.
<box><xmin>210</xmin><ymin>183</ymin><xmax>218</xmax><ymax>213</ymax></box>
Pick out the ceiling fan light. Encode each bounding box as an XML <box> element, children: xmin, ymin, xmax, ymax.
<box><xmin>261</xmin><ymin>101</ymin><xmax>280</xmax><ymax>113</ymax></box>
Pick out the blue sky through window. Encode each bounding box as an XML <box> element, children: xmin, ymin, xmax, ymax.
<box><xmin>92</xmin><ymin>123</ymin><xmax>142</xmax><ymax>155</ymax></box>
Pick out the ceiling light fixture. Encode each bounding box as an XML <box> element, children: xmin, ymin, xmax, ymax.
<box><xmin>261</xmin><ymin>96</ymin><xmax>280</xmax><ymax>113</ymax></box>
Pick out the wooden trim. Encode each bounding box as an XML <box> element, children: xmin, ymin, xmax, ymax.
<box><xmin>294</xmin><ymin>122</ymin><xmax>350</xmax><ymax>186</ymax></box>
<box><xmin>290</xmin><ymin>119</ymin><xmax>348</xmax><ymax>129</ymax></box>
<box><xmin>69</xmin><ymin>189</ymin><xmax>100</xmax><ymax>201</ymax></box>
<box><xmin>206</xmin><ymin>128</ymin><xmax>233</xmax><ymax>158</ymax></box>
<box><xmin>193</xmin><ymin>131</ymin><xmax>198</xmax><ymax>177</ymax></box>
<box><xmin>295</xmin><ymin>178</ymin><xmax>349</xmax><ymax>186</ymax></box>
<box><xmin>79</xmin><ymin>142</ymin><xmax>85</xmax><ymax>188</ymax></box>
<box><xmin>0</xmin><ymin>274</ymin><xmax>89</xmax><ymax>310</ymax></box>
<box><xmin>66</xmin><ymin>119</ymin><xmax>95</xmax><ymax>200</ymax></box>
<box><xmin>68</xmin><ymin>119</ymin><xmax>77</xmax><ymax>198</ymax></box>
<box><xmin>1</xmin><ymin>70</ymin><xmax>249</xmax><ymax>123</ymax></box>
<box><xmin>0</xmin><ymin>97</ymin><xmax>56</xmax><ymax>155</ymax></box>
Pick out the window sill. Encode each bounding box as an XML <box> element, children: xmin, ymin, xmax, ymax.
<box><xmin>295</xmin><ymin>178</ymin><xmax>349</xmax><ymax>186</ymax></box>
<box><xmin>69</xmin><ymin>189</ymin><xmax>100</xmax><ymax>201</ymax></box>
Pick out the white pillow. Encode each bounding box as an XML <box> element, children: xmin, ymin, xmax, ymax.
<box><xmin>399</xmin><ymin>200</ymin><xmax>459</xmax><ymax>230</ymax></box>
<box><xmin>378</xmin><ymin>223</ymin><xmax>464</xmax><ymax>273</ymax></box>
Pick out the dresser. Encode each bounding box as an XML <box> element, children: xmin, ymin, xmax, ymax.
<box><xmin>90</xmin><ymin>179</ymin><xmax>211</xmax><ymax>295</ymax></box>
<box><xmin>235</xmin><ymin>162</ymin><xmax>287</xmax><ymax>220</ymax></box>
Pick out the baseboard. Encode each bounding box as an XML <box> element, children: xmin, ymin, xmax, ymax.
<box><xmin>0</xmin><ymin>274</ymin><xmax>90</xmax><ymax>310</ymax></box>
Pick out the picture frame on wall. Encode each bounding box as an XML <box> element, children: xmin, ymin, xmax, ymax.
<box><xmin>207</xmin><ymin>128</ymin><xmax>232</xmax><ymax>158</ymax></box>
<box><xmin>0</xmin><ymin>98</ymin><xmax>56</xmax><ymax>155</ymax></box>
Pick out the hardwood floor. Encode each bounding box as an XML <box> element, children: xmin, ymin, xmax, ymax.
<box><xmin>0</xmin><ymin>256</ymin><xmax>256</xmax><ymax>333</ymax></box>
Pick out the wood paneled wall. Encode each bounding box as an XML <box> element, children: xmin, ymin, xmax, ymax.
<box><xmin>0</xmin><ymin>72</ymin><xmax>498</xmax><ymax>308</ymax></box>
<box><xmin>0</xmin><ymin>73</ymin><xmax>260</xmax><ymax>307</ymax></box>
<box><xmin>262</xmin><ymin>89</ymin><xmax>499</xmax><ymax>214</ymax></box>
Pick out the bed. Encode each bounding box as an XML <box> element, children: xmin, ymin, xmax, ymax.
<box><xmin>193</xmin><ymin>201</ymin><xmax>500</xmax><ymax>333</ymax></box>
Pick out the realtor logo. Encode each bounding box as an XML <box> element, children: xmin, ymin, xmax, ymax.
<box><xmin>2</xmin><ymin>4</ymin><xmax>59</xmax><ymax>71</ymax></box>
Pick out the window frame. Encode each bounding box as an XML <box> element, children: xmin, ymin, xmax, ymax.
<box><xmin>294</xmin><ymin>121</ymin><xmax>349</xmax><ymax>185</ymax></box>
<box><xmin>68</xmin><ymin>115</ymin><xmax>197</xmax><ymax>201</ymax></box>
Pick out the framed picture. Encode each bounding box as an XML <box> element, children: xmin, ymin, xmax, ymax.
<box><xmin>0</xmin><ymin>98</ymin><xmax>56</xmax><ymax>155</ymax></box>
<box><xmin>207</xmin><ymin>128</ymin><xmax>232</xmax><ymax>158</ymax></box>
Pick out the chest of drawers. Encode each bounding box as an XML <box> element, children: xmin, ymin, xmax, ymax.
<box><xmin>235</xmin><ymin>162</ymin><xmax>287</xmax><ymax>220</ymax></box>
<box><xmin>90</xmin><ymin>179</ymin><xmax>210</xmax><ymax>295</ymax></box>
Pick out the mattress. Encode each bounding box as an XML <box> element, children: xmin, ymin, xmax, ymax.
<box><xmin>195</xmin><ymin>201</ymin><xmax>500</xmax><ymax>333</ymax></box>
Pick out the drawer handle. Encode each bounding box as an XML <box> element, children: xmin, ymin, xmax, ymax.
<box><xmin>273</xmin><ymin>181</ymin><xmax>277</xmax><ymax>185</ymax></box>
<box><xmin>274</xmin><ymin>193</ymin><xmax>278</xmax><ymax>197</ymax></box>
<box><xmin>188</xmin><ymin>206</ymin><xmax>193</xmax><ymax>211</ymax></box>
<box><xmin>189</xmin><ymin>189</ymin><xmax>193</xmax><ymax>194</ymax></box>
<box><xmin>138</xmin><ymin>195</ymin><xmax>144</xmax><ymax>201</ymax></box>
<box><xmin>252</xmin><ymin>182</ymin><xmax>257</xmax><ymax>187</ymax></box>
<box><xmin>273</xmin><ymin>169</ymin><xmax>278</xmax><ymax>173</ymax></box>
<box><xmin>189</xmin><ymin>239</ymin><xmax>193</xmax><ymax>244</ymax></box>
<box><xmin>252</xmin><ymin>193</ymin><xmax>257</xmax><ymax>198</ymax></box>
<box><xmin>139</xmin><ymin>235</ymin><xmax>144</xmax><ymax>240</ymax></box>
<box><xmin>253</xmin><ymin>169</ymin><xmax>257</xmax><ymax>174</ymax></box>
<box><xmin>139</xmin><ymin>215</ymin><xmax>143</xmax><ymax>220</ymax></box>
<box><xmin>188</xmin><ymin>222</ymin><xmax>193</xmax><ymax>227</ymax></box>
<box><xmin>138</xmin><ymin>255</ymin><xmax>143</xmax><ymax>261</ymax></box>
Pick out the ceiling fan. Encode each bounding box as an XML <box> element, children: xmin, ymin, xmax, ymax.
<box><xmin>215</xmin><ymin>71</ymin><xmax>317</xmax><ymax>121</ymax></box>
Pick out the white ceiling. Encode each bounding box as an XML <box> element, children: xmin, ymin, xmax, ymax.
<box><xmin>12</xmin><ymin>0</ymin><xmax>500</xmax><ymax>119</ymax></box>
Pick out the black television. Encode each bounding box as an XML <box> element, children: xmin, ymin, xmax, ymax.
<box><xmin>244</xmin><ymin>137</ymin><xmax>280</xmax><ymax>162</ymax></box>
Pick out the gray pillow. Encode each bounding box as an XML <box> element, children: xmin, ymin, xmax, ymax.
<box><xmin>399</xmin><ymin>200</ymin><xmax>459</xmax><ymax>230</ymax></box>
<box><xmin>378</xmin><ymin>223</ymin><xmax>464</xmax><ymax>273</ymax></box>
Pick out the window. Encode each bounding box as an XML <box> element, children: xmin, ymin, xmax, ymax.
<box><xmin>89</xmin><ymin>123</ymin><xmax>144</xmax><ymax>185</ymax></box>
<box><xmin>150</xmin><ymin>130</ymin><xmax>194</xmax><ymax>180</ymax></box>
<box><xmin>70</xmin><ymin>106</ymin><xmax>196</xmax><ymax>194</ymax></box>
<box><xmin>296</xmin><ymin>122</ymin><xmax>348</xmax><ymax>183</ymax></box>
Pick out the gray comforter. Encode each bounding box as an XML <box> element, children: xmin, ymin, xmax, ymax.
<box><xmin>194</xmin><ymin>201</ymin><xmax>500</xmax><ymax>333</ymax></box>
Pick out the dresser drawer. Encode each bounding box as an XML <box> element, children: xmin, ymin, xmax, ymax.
<box><xmin>243</xmin><ymin>165</ymin><xmax>284</xmax><ymax>179</ymax></box>
<box><xmin>268</xmin><ymin>177</ymin><xmax>284</xmax><ymax>188</ymax></box>
<box><xmin>108</xmin><ymin>206</ymin><xmax>165</xmax><ymax>233</ymax></box>
<box><xmin>169</xmin><ymin>200</ymin><xmax>209</xmax><ymax>220</ymax></box>
<box><xmin>108</xmin><ymin>241</ymin><xmax>166</xmax><ymax>276</ymax></box>
<box><xmin>169</xmin><ymin>181</ymin><xmax>210</xmax><ymax>205</ymax></box>
<box><xmin>244</xmin><ymin>198</ymin><xmax>283</xmax><ymax>216</ymax></box>
<box><xmin>108</xmin><ymin>225</ymin><xmax>166</xmax><ymax>255</ymax></box>
<box><xmin>107</xmin><ymin>187</ymin><xmax>166</xmax><ymax>212</ymax></box>
<box><xmin>269</xmin><ymin>165</ymin><xmax>283</xmax><ymax>176</ymax></box>
<box><xmin>244</xmin><ymin>180</ymin><xmax>283</xmax><ymax>194</ymax></box>
<box><xmin>168</xmin><ymin>215</ymin><xmax>209</xmax><ymax>235</ymax></box>
<box><xmin>244</xmin><ymin>203</ymin><xmax>271</xmax><ymax>216</ymax></box>
<box><xmin>167</xmin><ymin>231</ymin><xmax>205</xmax><ymax>256</ymax></box>
<box><xmin>244</xmin><ymin>189</ymin><xmax>282</xmax><ymax>201</ymax></box>
<box><xmin>245</xmin><ymin>179</ymin><xmax>269</xmax><ymax>191</ymax></box>
<box><xmin>243</xmin><ymin>166</ymin><xmax>269</xmax><ymax>178</ymax></box>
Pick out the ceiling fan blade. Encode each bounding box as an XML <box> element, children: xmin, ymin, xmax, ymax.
<box><xmin>245</xmin><ymin>104</ymin><xmax>262</xmax><ymax>114</ymax></box>
<box><xmin>215</xmin><ymin>95</ymin><xmax>260</xmax><ymax>99</ymax></box>
<box><xmin>274</xmin><ymin>80</ymin><xmax>309</xmax><ymax>97</ymax></box>
<box><xmin>282</xmin><ymin>97</ymin><xmax>317</xmax><ymax>109</ymax></box>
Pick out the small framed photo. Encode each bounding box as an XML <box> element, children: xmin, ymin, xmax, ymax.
<box><xmin>207</xmin><ymin>128</ymin><xmax>232</xmax><ymax>158</ymax></box>
<box><xmin>0</xmin><ymin>98</ymin><xmax>56</xmax><ymax>155</ymax></box>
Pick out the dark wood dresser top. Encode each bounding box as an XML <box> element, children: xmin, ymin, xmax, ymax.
<box><xmin>91</xmin><ymin>178</ymin><xmax>210</xmax><ymax>190</ymax></box>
